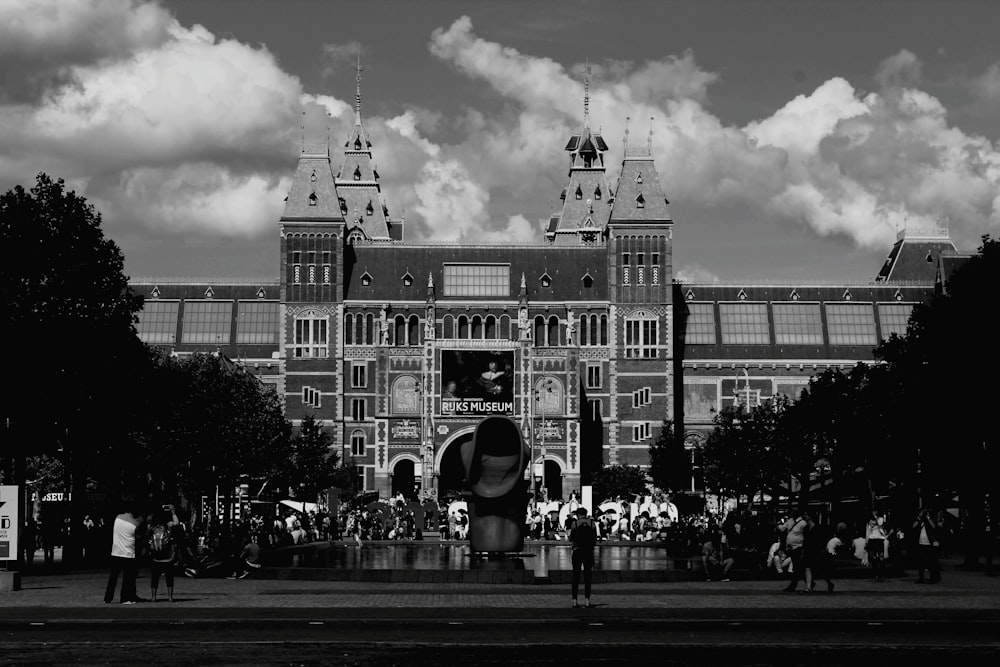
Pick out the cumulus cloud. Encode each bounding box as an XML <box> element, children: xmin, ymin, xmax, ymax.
<box><xmin>426</xmin><ymin>17</ymin><xmax>1000</xmax><ymax>251</ymax></box>
<box><xmin>970</xmin><ymin>62</ymin><xmax>1000</xmax><ymax>104</ymax></box>
<box><xmin>674</xmin><ymin>264</ymin><xmax>721</xmax><ymax>284</ymax></box>
<box><xmin>874</xmin><ymin>49</ymin><xmax>923</xmax><ymax>89</ymax></box>
<box><xmin>2</xmin><ymin>5</ymin><xmax>998</xmax><ymax>257</ymax></box>
<box><xmin>0</xmin><ymin>0</ymin><xmax>302</xmax><ymax>238</ymax></box>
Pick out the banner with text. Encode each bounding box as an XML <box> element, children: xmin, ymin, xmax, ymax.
<box><xmin>441</xmin><ymin>350</ymin><xmax>515</xmax><ymax>416</ymax></box>
<box><xmin>0</xmin><ymin>486</ymin><xmax>19</xmax><ymax>561</ymax></box>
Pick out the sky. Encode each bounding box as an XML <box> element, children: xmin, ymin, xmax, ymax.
<box><xmin>1</xmin><ymin>0</ymin><xmax>999</xmax><ymax>283</ymax></box>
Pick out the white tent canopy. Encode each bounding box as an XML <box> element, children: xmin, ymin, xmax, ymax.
<box><xmin>280</xmin><ymin>499</ymin><xmax>318</xmax><ymax>513</ymax></box>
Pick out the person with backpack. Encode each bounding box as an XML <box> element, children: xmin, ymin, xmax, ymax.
<box><xmin>570</xmin><ymin>507</ymin><xmax>598</xmax><ymax>608</ymax></box>
<box><xmin>148</xmin><ymin>505</ymin><xmax>178</xmax><ymax>602</ymax></box>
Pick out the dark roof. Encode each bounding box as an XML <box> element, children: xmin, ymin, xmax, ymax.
<box><xmin>876</xmin><ymin>235</ymin><xmax>957</xmax><ymax>282</ymax></box>
<box><xmin>345</xmin><ymin>245</ymin><xmax>608</xmax><ymax>302</ymax></box>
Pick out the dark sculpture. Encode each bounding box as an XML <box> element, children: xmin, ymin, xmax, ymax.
<box><xmin>460</xmin><ymin>416</ymin><xmax>530</xmax><ymax>552</ymax></box>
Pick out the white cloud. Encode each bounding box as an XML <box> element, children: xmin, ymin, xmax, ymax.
<box><xmin>674</xmin><ymin>264</ymin><xmax>721</xmax><ymax>284</ymax></box>
<box><xmin>320</xmin><ymin>40</ymin><xmax>366</xmax><ymax>78</ymax></box>
<box><xmin>970</xmin><ymin>62</ymin><xmax>1000</xmax><ymax>104</ymax></box>
<box><xmin>0</xmin><ymin>0</ymin><xmax>303</xmax><ymax>238</ymax></box>
<box><xmin>874</xmin><ymin>49</ymin><xmax>923</xmax><ymax>89</ymax></box>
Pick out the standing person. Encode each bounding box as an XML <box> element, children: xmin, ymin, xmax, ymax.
<box><xmin>570</xmin><ymin>507</ymin><xmax>597</xmax><ymax>608</ymax></box>
<box><xmin>913</xmin><ymin>508</ymin><xmax>942</xmax><ymax>584</ymax></box>
<box><xmin>148</xmin><ymin>507</ymin><xmax>178</xmax><ymax>602</ymax></box>
<box><xmin>104</xmin><ymin>504</ymin><xmax>145</xmax><ymax>604</ymax></box>
<box><xmin>865</xmin><ymin>510</ymin><xmax>889</xmax><ymax>582</ymax></box>
<box><xmin>803</xmin><ymin>513</ymin><xmax>835</xmax><ymax>593</ymax></box>
<box><xmin>781</xmin><ymin>512</ymin><xmax>809</xmax><ymax>592</ymax></box>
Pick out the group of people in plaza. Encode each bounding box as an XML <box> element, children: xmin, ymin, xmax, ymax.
<box><xmin>19</xmin><ymin>490</ymin><xmax>952</xmax><ymax>606</ymax></box>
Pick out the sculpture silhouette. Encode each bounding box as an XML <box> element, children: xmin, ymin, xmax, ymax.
<box><xmin>460</xmin><ymin>416</ymin><xmax>530</xmax><ymax>552</ymax></box>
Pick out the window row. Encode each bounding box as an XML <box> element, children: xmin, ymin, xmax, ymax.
<box><xmin>621</xmin><ymin>252</ymin><xmax>662</xmax><ymax>287</ymax></box>
<box><xmin>684</xmin><ymin>302</ymin><xmax>915</xmax><ymax>347</ymax></box>
<box><xmin>290</xmin><ymin>251</ymin><xmax>332</xmax><ymax>286</ymax></box>
<box><xmin>578</xmin><ymin>314</ymin><xmax>609</xmax><ymax>346</ymax></box>
<box><xmin>443</xmin><ymin>314</ymin><xmax>513</xmax><ymax>340</ymax></box>
<box><xmin>137</xmin><ymin>300</ymin><xmax>280</xmax><ymax>345</ymax></box>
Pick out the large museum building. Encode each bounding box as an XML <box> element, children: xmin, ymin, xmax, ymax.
<box><xmin>130</xmin><ymin>85</ymin><xmax>968</xmax><ymax>501</ymax></box>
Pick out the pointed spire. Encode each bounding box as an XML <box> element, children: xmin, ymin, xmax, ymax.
<box><xmin>583</xmin><ymin>60</ymin><xmax>591</xmax><ymax>130</ymax></box>
<box><xmin>623</xmin><ymin>116</ymin><xmax>630</xmax><ymax>151</ymax></box>
<box><xmin>647</xmin><ymin>116</ymin><xmax>654</xmax><ymax>154</ymax></box>
<box><xmin>355</xmin><ymin>51</ymin><xmax>364</xmax><ymax>124</ymax></box>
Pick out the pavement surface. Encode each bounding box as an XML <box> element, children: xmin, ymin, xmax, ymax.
<box><xmin>2</xmin><ymin>557</ymin><xmax>999</xmax><ymax>666</ymax></box>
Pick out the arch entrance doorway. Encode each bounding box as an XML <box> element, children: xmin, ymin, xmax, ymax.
<box><xmin>436</xmin><ymin>433</ymin><xmax>471</xmax><ymax>502</ymax></box>
<box><xmin>543</xmin><ymin>460</ymin><xmax>563</xmax><ymax>500</ymax></box>
<box><xmin>391</xmin><ymin>459</ymin><xmax>418</xmax><ymax>500</ymax></box>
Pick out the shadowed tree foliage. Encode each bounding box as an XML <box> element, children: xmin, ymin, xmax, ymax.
<box><xmin>647</xmin><ymin>420</ymin><xmax>690</xmax><ymax>494</ymax></box>
<box><xmin>1</xmin><ymin>173</ymin><xmax>147</xmax><ymax>563</ymax></box>
<box><xmin>591</xmin><ymin>464</ymin><xmax>648</xmax><ymax>503</ymax></box>
<box><xmin>133</xmin><ymin>350</ymin><xmax>293</xmax><ymax>522</ymax></box>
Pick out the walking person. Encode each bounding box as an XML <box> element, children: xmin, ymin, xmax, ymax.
<box><xmin>781</xmin><ymin>512</ymin><xmax>809</xmax><ymax>592</ymax></box>
<box><xmin>866</xmin><ymin>510</ymin><xmax>889</xmax><ymax>582</ymax></box>
<box><xmin>104</xmin><ymin>504</ymin><xmax>145</xmax><ymax>604</ymax></box>
<box><xmin>570</xmin><ymin>507</ymin><xmax>597</xmax><ymax>608</ymax></box>
<box><xmin>913</xmin><ymin>508</ymin><xmax>942</xmax><ymax>584</ymax></box>
<box><xmin>148</xmin><ymin>506</ymin><xmax>178</xmax><ymax>602</ymax></box>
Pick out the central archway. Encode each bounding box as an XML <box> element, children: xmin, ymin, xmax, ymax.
<box><xmin>436</xmin><ymin>432</ymin><xmax>472</xmax><ymax>502</ymax></box>
<box><xmin>391</xmin><ymin>458</ymin><xmax>418</xmax><ymax>500</ymax></box>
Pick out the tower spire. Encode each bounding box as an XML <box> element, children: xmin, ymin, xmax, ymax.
<box><xmin>355</xmin><ymin>51</ymin><xmax>364</xmax><ymax>123</ymax></box>
<box><xmin>623</xmin><ymin>115</ymin><xmax>630</xmax><ymax>152</ymax></box>
<box><xmin>647</xmin><ymin>116</ymin><xmax>654</xmax><ymax>155</ymax></box>
<box><xmin>583</xmin><ymin>60</ymin><xmax>591</xmax><ymax>130</ymax></box>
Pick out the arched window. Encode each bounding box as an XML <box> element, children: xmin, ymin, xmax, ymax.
<box><xmin>353</xmin><ymin>165</ymin><xmax>362</xmax><ymax>180</ymax></box>
<box><xmin>575</xmin><ymin>185</ymin><xmax>583</xmax><ymax>200</ymax></box>
<box><xmin>443</xmin><ymin>315</ymin><xmax>454</xmax><ymax>339</ymax></box>
<box><xmin>458</xmin><ymin>315</ymin><xmax>469</xmax><ymax>339</ymax></box>
<box><xmin>394</xmin><ymin>315</ymin><xmax>406</xmax><ymax>347</ymax></box>
<box><xmin>600</xmin><ymin>315</ymin><xmax>608</xmax><ymax>345</ymax></box>
<box><xmin>365</xmin><ymin>313</ymin><xmax>374</xmax><ymax>345</ymax></box>
<box><xmin>350</xmin><ymin>429</ymin><xmax>366</xmax><ymax>457</ymax></box>
<box><xmin>345</xmin><ymin>314</ymin><xmax>354</xmax><ymax>345</ymax></box>
<box><xmin>485</xmin><ymin>315</ymin><xmax>496</xmax><ymax>339</ymax></box>
<box><xmin>354</xmin><ymin>313</ymin><xmax>363</xmax><ymax>345</ymax></box>
<box><xmin>471</xmin><ymin>315</ymin><xmax>482</xmax><ymax>339</ymax></box>
<box><xmin>391</xmin><ymin>375</ymin><xmax>420</xmax><ymax>414</ymax></box>
<box><xmin>499</xmin><ymin>315</ymin><xmax>511</xmax><ymax>340</ymax></box>
<box><xmin>407</xmin><ymin>315</ymin><xmax>419</xmax><ymax>345</ymax></box>
<box><xmin>534</xmin><ymin>316</ymin><xmax>545</xmax><ymax>345</ymax></box>
<box><xmin>547</xmin><ymin>316</ymin><xmax>560</xmax><ymax>346</ymax></box>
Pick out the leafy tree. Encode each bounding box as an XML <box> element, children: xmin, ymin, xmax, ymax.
<box><xmin>1</xmin><ymin>173</ymin><xmax>146</xmax><ymax>563</ymax></box>
<box><xmin>876</xmin><ymin>236</ymin><xmax>1000</xmax><ymax>564</ymax></box>
<box><xmin>647</xmin><ymin>420</ymin><xmax>689</xmax><ymax>493</ymax></box>
<box><xmin>132</xmin><ymin>351</ymin><xmax>293</xmax><ymax>523</ymax></box>
<box><xmin>286</xmin><ymin>415</ymin><xmax>343</xmax><ymax>504</ymax></box>
<box><xmin>591</xmin><ymin>464</ymin><xmax>648</xmax><ymax>503</ymax></box>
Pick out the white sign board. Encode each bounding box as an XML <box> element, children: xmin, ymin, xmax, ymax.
<box><xmin>0</xmin><ymin>486</ymin><xmax>19</xmax><ymax>561</ymax></box>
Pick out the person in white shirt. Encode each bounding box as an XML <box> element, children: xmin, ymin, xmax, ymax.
<box><xmin>865</xmin><ymin>511</ymin><xmax>890</xmax><ymax>582</ymax></box>
<box><xmin>104</xmin><ymin>505</ymin><xmax>145</xmax><ymax>604</ymax></box>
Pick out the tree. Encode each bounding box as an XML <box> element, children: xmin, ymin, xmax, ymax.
<box><xmin>876</xmin><ymin>236</ymin><xmax>1000</xmax><ymax>565</ymax></box>
<box><xmin>1</xmin><ymin>173</ymin><xmax>146</xmax><ymax>564</ymax></box>
<box><xmin>286</xmin><ymin>415</ymin><xmax>342</xmax><ymax>505</ymax></box>
<box><xmin>591</xmin><ymin>464</ymin><xmax>648</xmax><ymax>503</ymax></box>
<box><xmin>131</xmin><ymin>351</ymin><xmax>293</xmax><ymax>523</ymax></box>
<box><xmin>647</xmin><ymin>420</ymin><xmax>689</xmax><ymax>493</ymax></box>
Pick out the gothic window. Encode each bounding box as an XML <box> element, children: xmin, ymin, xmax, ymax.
<box><xmin>443</xmin><ymin>315</ymin><xmax>454</xmax><ymax>338</ymax></box>
<box><xmin>458</xmin><ymin>315</ymin><xmax>469</xmax><ymax>339</ymax></box>
<box><xmin>345</xmin><ymin>314</ymin><xmax>354</xmax><ymax>345</ymax></box>
<box><xmin>594</xmin><ymin>186</ymin><xmax>601</xmax><ymax>200</ymax></box>
<box><xmin>575</xmin><ymin>185</ymin><xmax>583</xmax><ymax>200</ymax></box>
<box><xmin>499</xmin><ymin>314</ymin><xmax>511</xmax><ymax>340</ymax></box>
<box><xmin>484</xmin><ymin>315</ymin><xmax>497</xmax><ymax>339</ymax></box>
<box><xmin>534</xmin><ymin>316</ymin><xmax>545</xmax><ymax>345</ymax></box>
<box><xmin>308</xmin><ymin>192</ymin><xmax>317</xmax><ymax>207</ymax></box>
<box><xmin>353</xmin><ymin>165</ymin><xmax>362</xmax><ymax>180</ymax></box>
<box><xmin>636</xmin><ymin>194</ymin><xmax>645</xmax><ymax>209</ymax></box>
<box><xmin>366</xmin><ymin>200</ymin><xmax>374</xmax><ymax>216</ymax></box>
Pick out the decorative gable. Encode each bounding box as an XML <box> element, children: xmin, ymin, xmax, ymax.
<box><xmin>789</xmin><ymin>288</ymin><xmax>799</xmax><ymax>301</ymax></box>
<box><xmin>256</xmin><ymin>287</ymin><xmax>267</xmax><ymax>299</ymax></box>
<box><xmin>539</xmin><ymin>272</ymin><xmax>552</xmax><ymax>288</ymax></box>
<box><xmin>737</xmin><ymin>288</ymin><xmax>748</xmax><ymax>301</ymax></box>
<box><xmin>842</xmin><ymin>289</ymin><xmax>853</xmax><ymax>301</ymax></box>
<box><xmin>204</xmin><ymin>286</ymin><xmax>215</xmax><ymax>298</ymax></box>
<box><xmin>150</xmin><ymin>286</ymin><xmax>160</xmax><ymax>299</ymax></box>
<box><xmin>685</xmin><ymin>288</ymin><xmax>696</xmax><ymax>301</ymax></box>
